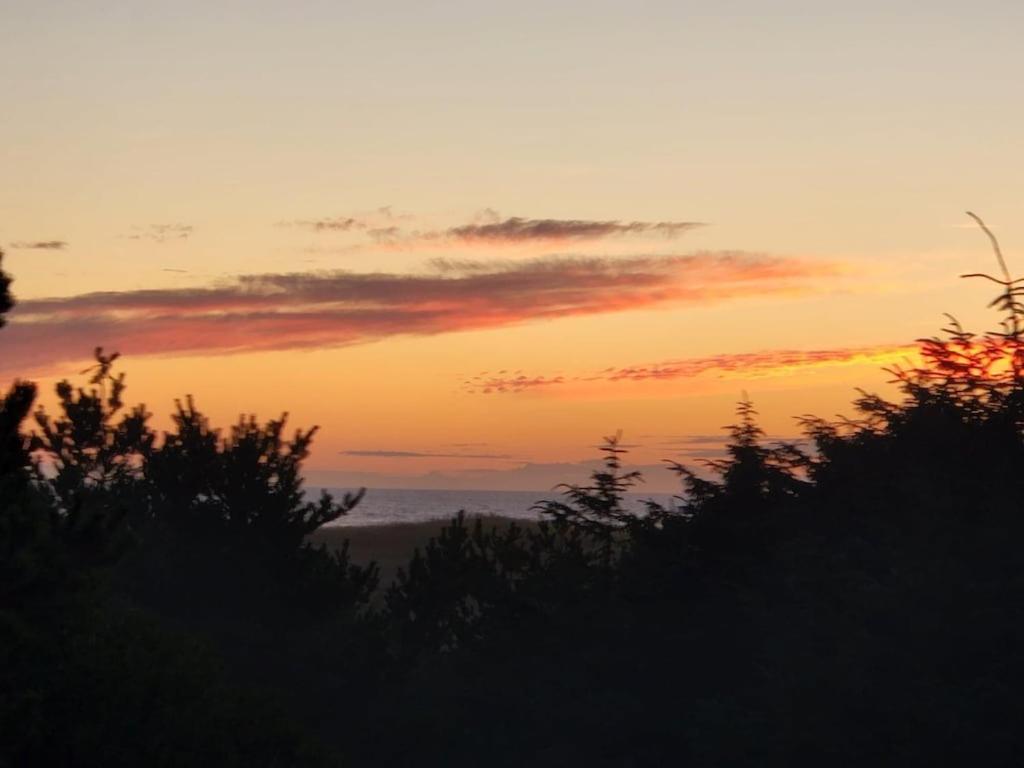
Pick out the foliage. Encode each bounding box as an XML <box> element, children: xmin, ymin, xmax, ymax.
<box><xmin>2</xmin><ymin>342</ymin><xmax>376</xmax><ymax>764</ymax></box>
<box><xmin>0</xmin><ymin>249</ymin><xmax>12</xmax><ymax>329</ymax></box>
<box><xmin>144</xmin><ymin>395</ymin><xmax>364</xmax><ymax>549</ymax></box>
<box><xmin>535</xmin><ymin>433</ymin><xmax>643</xmax><ymax>534</ymax></box>
<box><xmin>672</xmin><ymin>399</ymin><xmax>808</xmax><ymax>515</ymax></box>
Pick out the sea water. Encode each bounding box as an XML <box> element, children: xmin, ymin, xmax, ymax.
<box><xmin>314</xmin><ymin>487</ymin><xmax>678</xmax><ymax>527</ymax></box>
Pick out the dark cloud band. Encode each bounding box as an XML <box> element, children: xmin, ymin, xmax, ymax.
<box><xmin>10</xmin><ymin>241</ymin><xmax>68</xmax><ymax>250</ymax></box>
<box><xmin>339</xmin><ymin>450</ymin><xmax>515</xmax><ymax>459</ymax></box>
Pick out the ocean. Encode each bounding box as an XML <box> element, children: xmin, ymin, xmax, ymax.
<box><xmin>315</xmin><ymin>487</ymin><xmax>679</xmax><ymax>527</ymax></box>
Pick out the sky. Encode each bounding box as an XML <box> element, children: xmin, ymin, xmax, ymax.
<box><xmin>2</xmin><ymin>1</ymin><xmax>1022</xmax><ymax>492</ymax></box>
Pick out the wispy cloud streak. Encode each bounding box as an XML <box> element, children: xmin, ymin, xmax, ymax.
<box><xmin>462</xmin><ymin>344</ymin><xmax>917</xmax><ymax>394</ymax></box>
<box><xmin>460</xmin><ymin>374</ymin><xmax>567</xmax><ymax>394</ymax></box>
<box><xmin>285</xmin><ymin>211</ymin><xmax>705</xmax><ymax>248</ymax></box>
<box><xmin>440</xmin><ymin>217</ymin><xmax>704</xmax><ymax>244</ymax></box>
<box><xmin>287</xmin><ymin>217</ymin><xmax>364</xmax><ymax>232</ymax></box>
<box><xmin>1</xmin><ymin>252</ymin><xmax>830</xmax><ymax>376</ymax></box>
<box><xmin>10</xmin><ymin>241</ymin><xmax>68</xmax><ymax>250</ymax></box>
<box><xmin>283</xmin><ymin>206</ymin><xmax>413</xmax><ymax>233</ymax></box>
<box><xmin>339</xmin><ymin>449</ymin><xmax>516</xmax><ymax>459</ymax></box>
<box><xmin>603</xmin><ymin>345</ymin><xmax>917</xmax><ymax>382</ymax></box>
<box><xmin>126</xmin><ymin>224</ymin><xmax>193</xmax><ymax>242</ymax></box>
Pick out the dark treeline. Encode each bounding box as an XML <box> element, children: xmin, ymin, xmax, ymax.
<box><xmin>4</xmin><ymin>223</ymin><xmax>1024</xmax><ymax>766</ymax></box>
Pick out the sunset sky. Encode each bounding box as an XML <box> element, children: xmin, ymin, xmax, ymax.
<box><xmin>2</xmin><ymin>1</ymin><xmax>1022</xmax><ymax>492</ymax></box>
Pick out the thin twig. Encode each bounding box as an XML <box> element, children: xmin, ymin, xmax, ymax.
<box><xmin>966</xmin><ymin>211</ymin><xmax>1012</xmax><ymax>284</ymax></box>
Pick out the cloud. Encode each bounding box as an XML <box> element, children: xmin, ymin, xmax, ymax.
<box><xmin>340</xmin><ymin>449</ymin><xmax>516</xmax><ymax>459</ymax></box>
<box><xmin>366</xmin><ymin>226</ymin><xmax>402</xmax><ymax>242</ymax></box>
<box><xmin>10</xmin><ymin>241</ymin><xmax>68</xmax><ymax>250</ymax></box>
<box><xmin>127</xmin><ymin>224</ymin><xmax>192</xmax><ymax>242</ymax></box>
<box><xmin>287</xmin><ymin>217</ymin><xmax>364</xmax><ymax>232</ymax></box>
<box><xmin>650</xmin><ymin>432</ymin><xmax>808</xmax><ymax>451</ymax></box>
<box><xmin>461</xmin><ymin>374</ymin><xmax>566</xmax><ymax>394</ymax></box>
<box><xmin>314</xmin><ymin>434</ymin><xmax>814</xmax><ymax>497</ymax></box>
<box><xmin>645</xmin><ymin>433</ymin><xmax>734</xmax><ymax>445</ymax></box>
<box><xmin>1</xmin><ymin>251</ymin><xmax>830</xmax><ymax>376</ymax></box>
<box><xmin>306</xmin><ymin>458</ymin><xmax>686</xmax><ymax>494</ymax></box>
<box><xmin>374</xmin><ymin>206</ymin><xmax>414</xmax><ymax>222</ymax></box>
<box><xmin>284</xmin><ymin>211</ymin><xmax>704</xmax><ymax>250</ymax></box>
<box><xmin>602</xmin><ymin>345</ymin><xmax>917</xmax><ymax>382</ymax></box>
<box><xmin>283</xmin><ymin>207</ymin><xmax>414</xmax><ymax>234</ymax></box>
<box><xmin>462</xmin><ymin>344</ymin><xmax>917</xmax><ymax>394</ymax></box>
<box><xmin>440</xmin><ymin>217</ymin><xmax>705</xmax><ymax>244</ymax></box>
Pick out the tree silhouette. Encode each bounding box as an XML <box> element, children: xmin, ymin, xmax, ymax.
<box><xmin>144</xmin><ymin>395</ymin><xmax>365</xmax><ymax>548</ymax></box>
<box><xmin>32</xmin><ymin>348</ymin><xmax>152</xmax><ymax>518</ymax></box>
<box><xmin>534</xmin><ymin>433</ymin><xmax>643</xmax><ymax>535</ymax></box>
<box><xmin>0</xmin><ymin>248</ymin><xmax>13</xmax><ymax>329</ymax></box>
<box><xmin>4</xmin><ymin>340</ymin><xmax>379</xmax><ymax>763</ymax></box>
<box><xmin>670</xmin><ymin>398</ymin><xmax>808</xmax><ymax>519</ymax></box>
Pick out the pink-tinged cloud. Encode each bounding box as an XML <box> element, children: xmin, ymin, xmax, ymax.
<box><xmin>604</xmin><ymin>345</ymin><xmax>919</xmax><ymax>381</ymax></box>
<box><xmin>463</xmin><ymin>374</ymin><xmax>567</xmax><ymax>395</ymax></box>
<box><xmin>0</xmin><ymin>252</ymin><xmax>831</xmax><ymax>377</ymax></box>
<box><xmin>462</xmin><ymin>344</ymin><xmax>919</xmax><ymax>394</ymax></box>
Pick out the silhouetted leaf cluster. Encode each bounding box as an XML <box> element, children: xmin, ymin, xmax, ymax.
<box><xmin>0</xmin><ymin>249</ymin><xmax>12</xmax><ymax>329</ymax></box>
